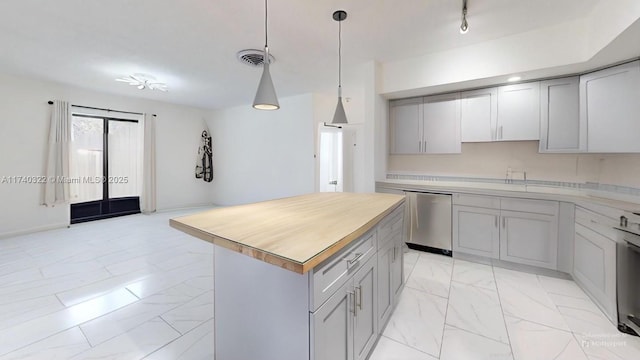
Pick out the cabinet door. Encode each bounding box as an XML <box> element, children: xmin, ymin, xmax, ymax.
<box><xmin>389</xmin><ymin>98</ymin><xmax>423</xmax><ymax>154</ymax></box>
<box><xmin>390</xmin><ymin>240</ymin><xmax>404</xmax><ymax>304</ymax></box>
<box><xmin>453</xmin><ymin>205</ymin><xmax>500</xmax><ymax>259</ymax></box>
<box><xmin>539</xmin><ymin>77</ymin><xmax>583</xmax><ymax>153</ymax></box>
<box><xmin>377</xmin><ymin>243</ymin><xmax>393</xmax><ymax>328</ymax></box>
<box><xmin>573</xmin><ymin>223</ymin><xmax>617</xmax><ymax>322</ymax></box>
<box><xmin>422</xmin><ymin>93</ymin><xmax>461</xmax><ymax>153</ymax></box>
<box><xmin>580</xmin><ymin>60</ymin><xmax>640</xmax><ymax>153</ymax></box>
<box><xmin>497</xmin><ymin>82</ymin><xmax>540</xmax><ymax>141</ymax></box>
<box><xmin>500</xmin><ymin>210</ymin><xmax>558</xmax><ymax>270</ymax></box>
<box><xmin>353</xmin><ymin>257</ymin><xmax>378</xmax><ymax>360</ymax></box>
<box><xmin>460</xmin><ymin>88</ymin><xmax>497</xmax><ymax>142</ymax></box>
<box><xmin>312</xmin><ymin>281</ymin><xmax>354</xmax><ymax>360</ymax></box>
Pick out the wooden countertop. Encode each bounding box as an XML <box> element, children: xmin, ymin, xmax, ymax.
<box><xmin>170</xmin><ymin>192</ymin><xmax>405</xmax><ymax>274</ymax></box>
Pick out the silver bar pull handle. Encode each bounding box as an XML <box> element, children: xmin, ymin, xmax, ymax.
<box><xmin>345</xmin><ymin>252</ymin><xmax>364</xmax><ymax>268</ymax></box>
<box><xmin>349</xmin><ymin>291</ymin><xmax>356</xmax><ymax>315</ymax></box>
<box><xmin>418</xmin><ymin>141</ymin><xmax>421</xmax><ymax>152</ymax></box>
<box><xmin>356</xmin><ymin>286</ymin><xmax>362</xmax><ymax>310</ymax></box>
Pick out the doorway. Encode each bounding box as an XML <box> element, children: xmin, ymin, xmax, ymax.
<box><xmin>69</xmin><ymin>114</ymin><xmax>141</xmax><ymax>223</ymax></box>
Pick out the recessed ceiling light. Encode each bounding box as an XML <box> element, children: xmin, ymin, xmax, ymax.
<box><xmin>507</xmin><ymin>76</ymin><xmax>522</xmax><ymax>82</ymax></box>
<box><xmin>115</xmin><ymin>73</ymin><xmax>168</xmax><ymax>92</ymax></box>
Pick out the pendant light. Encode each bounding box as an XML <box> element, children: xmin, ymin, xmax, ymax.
<box><xmin>459</xmin><ymin>0</ymin><xmax>469</xmax><ymax>34</ymax></box>
<box><xmin>331</xmin><ymin>10</ymin><xmax>348</xmax><ymax>124</ymax></box>
<box><xmin>253</xmin><ymin>0</ymin><xmax>279</xmax><ymax>110</ymax></box>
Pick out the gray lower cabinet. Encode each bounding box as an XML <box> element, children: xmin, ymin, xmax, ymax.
<box><xmin>313</xmin><ymin>204</ymin><xmax>405</xmax><ymax>360</ymax></box>
<box><xmin>500</xmin><ymin>210</ymin><xmax>558</xmax><ymax>269</ymax></box>
<box><xmin>377</xmin><ymin>243</ymin><xmax>393</xmax><ymax>327</ymax></box>
<box><xmin>573</xmin><ymin>206</ymin><xmax>618</xmax><ymax>322</ymax></box>
<box><xmin>453</xmin><ymin>195</ymin><xmax>559</xmax><ymax>270</ymax></box>
<box><xmin>378</xmin><ymin>239</ymin><xmax>404</xmax><ymax>328</ymax></box>
<box><xmin>453</xmin><ymin>205</ymin><xmax>500</xmax><ymax>259</ymax></box>
<box><xmin>390</xmin><ymin>242</ymin><xmax>404</xmax><ymax>304</ymax></box>
<box><xmin>312</xmin><ymin>280</ymin><xmax>353</xmax><ymax>360</ymax></box>
<box><xmin>353</xmin><ymin>258</ymin><xmax>378</xmax><ymax>360</ymax></box>
<box><xmin>313</xmin><ymin>256</ymin><xmax>378</xmax><ymax>360</ymax></box>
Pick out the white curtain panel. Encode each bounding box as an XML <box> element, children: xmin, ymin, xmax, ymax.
<box><xmin>43</xmin><ymin>100</ymin><xmax>71</xmax><ymax>206</ymax></box>
<box><xmin>140</xmin><ymin>113</ymin><xmax>157</xmax><ymax>213</ymax></box>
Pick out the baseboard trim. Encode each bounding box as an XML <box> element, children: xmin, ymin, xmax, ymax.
<box><xmin>0</xmin><ymin>222</ymin><xmax>70</xmax><ymax>240</ymax></box>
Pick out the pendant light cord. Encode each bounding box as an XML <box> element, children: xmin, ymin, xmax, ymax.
<box><xmin>264</xmin><ymin>0</ymin><xmax>268</xmax><ymax>48</ymax></box>
<box><xmin>338</xmin><ymin>18</ymin><xmax>342</xmax><ymax>93</ymax></box>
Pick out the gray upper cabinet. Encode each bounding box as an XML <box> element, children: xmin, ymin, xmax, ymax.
<box><xmin>539</xmin><ymin>77</ymin><xmax>583</xmax><ymax>153</ymax></box>
<box><xmin>497</xmin><ymin>82</ymin><xmax>540</xmax><ymax>141</ymax></box>
<box><xmin>580</xmin><ymin>60</ymin><xmax>640</xmax><ymax>153</ymax></box>
<box><xmin>389</xmin><ymin>98</ymin><xmax>422</xmax><ymax>154</ymax></box>
<box><xmin>460</xmin><ymin>88</ymin><xmax>498</xmax><ymax>142</ymax></box>
<box><xmin>422</xmin><ymin>93</ymin><xmax>462</xmax><ymax>153</ymax></box>
<box><xmin>389</xmin><ymin>95</ymin><xmax>461</xmax><ymax>154</ymax></box>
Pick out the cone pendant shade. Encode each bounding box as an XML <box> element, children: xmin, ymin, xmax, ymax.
<box><xmin>253</xmin><ymin>48</ymin><xmax>279</xmax><ymax>110</ymax></box>
<box><xmin>333</xmin><ymin>95</ymin><xmax>347</xmax><ymax>124</ymax></box>
<box><xmin>331</xmin><ymin>10</ymin><xmax>348</xmax><ymax>124</ymax></box>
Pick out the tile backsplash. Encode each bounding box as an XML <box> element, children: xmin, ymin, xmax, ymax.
<box><xmin>388</xmin><ymin>141</ymin><xmax>640</xmax><ymax>190</ymax></box>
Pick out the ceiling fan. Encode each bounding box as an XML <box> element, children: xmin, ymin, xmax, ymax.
<box><xmin>115</xmin><ymin>73</ymin><xmax>168</xmax><ymax>92</ymax></box>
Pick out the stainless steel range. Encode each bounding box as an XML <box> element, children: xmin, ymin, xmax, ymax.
<box><xmin>616</xmin><ymin>213</ymin><xmax>640</xmax><ymax>336</ymax></box>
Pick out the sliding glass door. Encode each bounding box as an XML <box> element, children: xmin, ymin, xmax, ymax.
<box><xmin>70</xmin><ymin>114</ymin><xmax>141</xmax><ymax>223</ymax></box>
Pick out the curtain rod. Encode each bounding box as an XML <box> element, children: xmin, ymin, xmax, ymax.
<box><xmin>47</xmin><ymin>101</ymin><xmax>156</xmax><ymax>117</ymax></box>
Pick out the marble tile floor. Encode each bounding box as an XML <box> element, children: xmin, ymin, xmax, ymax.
<box><xmin>1</xmin><ymin>210</ymin><xmax>639</xmax><ymax>359</ymax></box>
<box><xmin>0</xmin><ymin>209</ymin><xmax>215</xmax><ymax>360</ymax></box>
<box><xmin>370</xmin><ymin>249</ymin><xmax>640</xmax><ymax>360</ymax></box>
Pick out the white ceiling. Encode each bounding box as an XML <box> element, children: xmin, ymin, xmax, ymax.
<box><xmin>0</xmin><ymin>0</ymin><xmax>602</xmax><ymax>110</ymax></box>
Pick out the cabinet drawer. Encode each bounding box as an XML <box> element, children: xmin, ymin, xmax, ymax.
<box><xmin>452</xmin><ymin>193</ymin><xmax>499</xmax><ymax>208</ymax></box>
<box><xmin>311</xmin><ymin>230</ymin><xmax>377</xmax><ymax>311</ymax></box>
<box><xmin>575</xmin><ymin>207</ymin><xmax>618</xmax><ymax>240</ymax></box>
<box><xmin>500</xmin><ymin>198</ymin><xmax>558</xmax><ymax>216</ymax></box>
<box><xmin>378</xmin><ymin>205</ymin><xmax>404</xmax><ymax>249</ymax></box>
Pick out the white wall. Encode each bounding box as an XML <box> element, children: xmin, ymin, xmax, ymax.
<box><xmin>0</xmin><ymin>72</ymin><xmax>212</xmax><ymax>238</ymax></box>
<box><xmin>207</xmin><ymin>94</ymin><xmax>315</xmax><ymax>205</ymax></box>
<box><xmin>381</xmin><ymin>0</ymin><xmax>640</xmax><ymax>98</ymax></box>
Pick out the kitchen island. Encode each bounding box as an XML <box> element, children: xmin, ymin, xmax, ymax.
<box><xmin>170</xmin><ymin>192</ymin><xmax>406</xmax><ymax>360</ymax></box>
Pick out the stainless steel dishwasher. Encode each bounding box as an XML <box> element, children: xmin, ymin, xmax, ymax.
<box><xmin>405</xmin><ymin>191</ymin><xmax>452</xmax><ymax>254</ymax></box>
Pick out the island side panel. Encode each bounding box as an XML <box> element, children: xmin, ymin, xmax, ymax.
<box><xmin>215</xmin><ymin>245</ymin><xmax>311</xmax><ymax>360</ymax></box>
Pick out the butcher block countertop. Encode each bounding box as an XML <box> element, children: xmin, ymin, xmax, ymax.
<box><xmin>170</xmin><ymin>192</ymin><xmax>405</xmax><ymax>274</ymax></box>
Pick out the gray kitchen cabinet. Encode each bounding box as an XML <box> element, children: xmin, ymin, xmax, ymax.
<box><xmin>389</xmin><ymin>95</ymin><xmax>461</xmax><ymax>154</ymax></box>
<box><xmin>580</xmin><ymin>60</ymin><xmax>640</xmax><ymax>153</ymax></box>
<box><xmin>497</xmin><ymin>82</ymin><xmax>540</xmax><ymax>141</ymax></box>
<box><xmin>573</xmin><ymin>206</ymin><xmax>618</xmax><ymax>322</ymax></box>
<box><xmin>539</xmin><ymin>77</ymin><xmax>583</xmax><ymax>153</ymax></box>
<box><xmin>390</xmin><ymin>240</ymin><xmax>404</xmax><ymax>304</ymax></box>
<box><xmin>389</xmin><ymin>98</ymin><xmax>422</xmax><ymax>154</ymax></box>
<box><xmin>312</xmin><ymin>280</ymin><xmax>353</xmax><ymax>360</ymax></box>
<box><xmin>460</xmin><ymin>88</ymin><xmax>498</xmax><ymax>142</ymax></box>
<box><xmin>377</xmin><ymin>205</ymin><xmax>405</xmax><ymax>330</ymax></box>
<box><xmin>353</xmin><ymin>258</ymin><xmax>378</xmax><ymax>360</ymax></box>
<box><xmin>453</xmin><ymin>194</ymin><xmax>559</xmax><ymax>270</ymax></box>
<box><xmin>500</xmin><ymin>210</ymin><xmax>559</xmax><ymax>270</ymax></box>
<box><xmin>313</xmin><ymin>255</ymin><xmax>378</xmax><ymax>360</ymax></box>
<box><xmin>377</xmin><ymin>243</ymin><xmax>393</xmax><ymax>328</ymax></box>
<box><xmin>453</xmin><ymin>205</ymin><xmax>500</xmax><ymax>259</ymax></box>
<box><xmin>422</xmin><ymin>93</ymin><xmax>462</xmax><ymax>153</ymax></box>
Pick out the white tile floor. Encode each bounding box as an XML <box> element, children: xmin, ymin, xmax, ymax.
<box><xmin>370</xmin><ymin>249</ymin><xmax>640</xmax><ymax>360</ymax></box>
<box><xmin>0</xmin><ymin>210</ymin><xmax>639</xmax><ymax>359</ymax></box>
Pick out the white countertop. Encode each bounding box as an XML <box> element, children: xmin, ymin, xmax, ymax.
<box><xmin>377</xmin><ymin>179</ymin><xmax>640</xmax><ymax>214</ymax></box>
